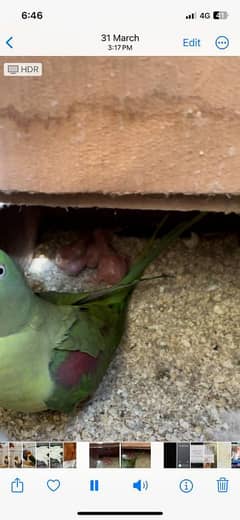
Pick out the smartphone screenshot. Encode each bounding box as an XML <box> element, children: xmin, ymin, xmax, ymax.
<box><xmin>0</xmin><ymin>1</ymin><xmax>239</xmax><ymax>518</ymax></box>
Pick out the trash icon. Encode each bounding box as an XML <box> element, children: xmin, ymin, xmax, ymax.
<box><xmin>217</xmin><ymin>477</ymin><xmax>229</xmax><ymax>493</ymax></box>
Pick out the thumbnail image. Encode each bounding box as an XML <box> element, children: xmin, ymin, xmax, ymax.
<box><xmin>9</xmin><ymin>442</ymin><xmax>23</xmax><ymax>468</ymax></box>
<box><xmin>36</xmin><ymin>443</ymin><xmax>50</xmax><ymax>468</ymax></box>
<box><xmin>63</xmin><ymin>442</ymin><xmax>77</xmax><ymax>468</ymax></box>
<box><xmin>89</xmin><ymin>443</ymin><xmax>120</xmax><ymax>468</ymax></box>
<box><xmin>165</xmin><ymin>442</ymin><xmax>233</xmax><ymax>469</ymax></box>
<box><xmin>231</xmin><ymin>443</ymin><xmax>240</xmax><ymax>468</ymax></box>
<box><xmin>176</xmin><ymin>443</ymin><xmax>190</xmax><ymax>468</ymax></box>
<box><xmin>190</xmin><ymin>443</ymin><xmax>204</xmax><ymax>468</ymax></box>
<box><xmin>164</xmin><ymin>443</ymin><xmax>177</xmax><ymax>468</ymax></box>
<box><xmin>121</xmin><ymin>443</ymin><xmax>151</xmax><ymax>468</ymax></box>
<box><xmin>1</xmin><ymin>441</ymin><xmax>77</xmax><ymax>469</ymax></box>
<box><xmin>217</xmin><ymin>443</ymin><xmax>231</xmax><ymax>468</ymax></box>
<box><xmin>49</xmin><ymin>442</ymin><xmax>63</xmax><ymax>468</ymax></box>
<box><xmin>0</xmin><ymin>443</ymin><xmax>8</xmax><ymax>468</ymax></box>
<box><xmin>165</xmin><ymin>442</ymin><xmax>221</xmax><ymax>468</ymax></box>
<box><xmin>23</xmin><ymin>443</ymin><xmax>36</xmax><ymax>468</ymax></box>
<box><xmin>203</xmin><ymin>443</ymin><xmax>217</xmax><ymax>468</ymax></box>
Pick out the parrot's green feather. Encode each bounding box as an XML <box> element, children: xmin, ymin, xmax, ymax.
<box><xmin>0</xmin><ymin>212</ymin><xmax>205</xmax><ymax>413</ymax></box>
<box><xmin>38</xmin><ymin>291</ymin><xmax>88</xmax><ymax>306</ymax></box>
<box><xmin>0</xmin><ymin>297</ymin><xmax>74</xmax><ymax>412</ymax></box>
<box><xmin>55</xmin><ymin>311</ymin><xmax>107</xmax><ymax>356</ymax></box>
<box><xmin>46</xmin><ymin>302</ymin><xmax>126</xmax><ymax>412</ymax></box>
<box><xmin>45</xmin><ymin>281</ymin><xmax>127</xmax><ymax>412</ymax></box>
<box><xmin>45</xmin><ymin>212</ymin><xmax>206</xmax><ymax>413</ymax></box>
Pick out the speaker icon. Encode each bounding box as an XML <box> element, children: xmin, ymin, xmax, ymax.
<box><xmin>133</xmin><ymin>480</ymin><xmax>148</xmax><ymax>492</ymax></box>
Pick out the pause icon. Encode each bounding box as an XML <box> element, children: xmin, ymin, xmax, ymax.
<box><xmin>90</xmin><ymin>479</ymin><xmax>99</xmax><ymax>492</ymax></box>
<box><xmin>186</xmin><ymin>12</ymin><xmax>197</xmax><ymax>19</ymax></box>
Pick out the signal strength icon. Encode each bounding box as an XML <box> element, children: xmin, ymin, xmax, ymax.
<box><xmin>186</xmin><ymin>12</ymin><xmax>197</xmax><ymax>19</ymax></box>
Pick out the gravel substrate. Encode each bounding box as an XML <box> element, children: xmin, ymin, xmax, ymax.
<box><xmin>1</xmin><ymin>231</ymin><xmax>240</xmax><ymax>441</ymax></box>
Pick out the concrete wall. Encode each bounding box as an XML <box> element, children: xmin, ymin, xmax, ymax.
<box><xmin>0</xmin><ymin>57</ymin><xmax>240</xmax><ymax>210</ymax></box>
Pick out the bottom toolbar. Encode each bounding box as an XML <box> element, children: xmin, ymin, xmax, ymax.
<box><xmin>0</xmin><ymin>443</ymin><xmax>240</xmax><ymax>519</ymax></box>
<box><xmin>1</xmin><ymin>467</ymin><xmax>239</xmax><ymax>520</ymax></box>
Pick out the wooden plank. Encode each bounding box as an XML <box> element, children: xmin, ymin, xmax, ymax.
<box><xmin>0</xmin><ymin>57</ymin><xmax>239</xmax><ymax>208</ymax></box>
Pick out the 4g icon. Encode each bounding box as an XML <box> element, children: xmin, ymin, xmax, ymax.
<box><xmin>200</xmin><ymin>12</ymin><xmax>211</xmax><ymax>19</ymax></box>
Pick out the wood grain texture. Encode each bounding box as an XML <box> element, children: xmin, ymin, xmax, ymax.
<box><xmin>0</xmin><ymin>57</ymin><xmax>239</xmax><ymax>206</ymax></box>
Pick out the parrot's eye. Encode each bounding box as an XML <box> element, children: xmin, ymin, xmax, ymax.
<box><xmin>0</xmin><ymin>264</ymin><xmax>6</xmax><ymax>278</ymax></box>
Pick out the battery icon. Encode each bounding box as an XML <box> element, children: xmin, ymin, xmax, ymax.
<box><xmin>213</xmin><ymin>11</ymin><xmax>229</xmax><ymax>19</ymax></box>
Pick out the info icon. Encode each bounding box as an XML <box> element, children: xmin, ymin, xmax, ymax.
<box><xmin>179</xmin><ymin>479</ymin><xmax>193</xmax><ymax>493</ymax></box>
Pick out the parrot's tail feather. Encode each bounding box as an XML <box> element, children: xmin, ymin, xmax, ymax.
<box><xmin>70</xmin><ymin>274</ymin><xmax>173</xmax><ymax>304</ymax></box>
<box><xmin>39</xmin><ymin>212</ymin><xmax>206</xmax><ymax>308</ymax></box>
<box><xmin>79</xmin><ymin>212</ymin><xmax>206</xmax><ymax>305</ymax></box>
<box><xmin>114</xmin><ymin>212</ymin><xmax>206</xmax><ymax>288</ymax></box>
<box><xmin>39</xmin><ymin>274</ymin><xmax>173</xmax><ymax>306</ymax></box>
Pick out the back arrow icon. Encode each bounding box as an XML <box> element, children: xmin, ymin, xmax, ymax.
<box><xmin>6</xmin><ymin>37</ymin><xmax>13</xmax><ymax>49</ymax></box>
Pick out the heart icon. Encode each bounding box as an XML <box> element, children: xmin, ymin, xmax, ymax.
<box><xmin>47</xmin><ymin>479</ymin><xmax>61</xmax><ymax>492</ymax></box>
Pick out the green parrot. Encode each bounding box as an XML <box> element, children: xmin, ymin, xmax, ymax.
<box><xmin>0</xmin><ymin>214</ymin><xmax>203</xmax><ymax>413</ymax></box>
